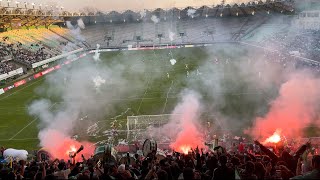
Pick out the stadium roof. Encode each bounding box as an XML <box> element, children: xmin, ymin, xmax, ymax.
<box><xmin>0</xmin><ymin>0</ymin><xmax>294</xmax><ymax>28</ymax></box>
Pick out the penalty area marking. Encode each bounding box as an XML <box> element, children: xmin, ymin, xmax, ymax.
<box><xmin>8</xmin><ymin>102</ymin><xmax>57</xmax><ymax>140</ymax></box>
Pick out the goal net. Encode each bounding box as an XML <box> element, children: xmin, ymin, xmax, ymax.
<box><xmin>126</xmin><ymin>114</ymin><xmax>181</xmax><ymax>142</ymax></box>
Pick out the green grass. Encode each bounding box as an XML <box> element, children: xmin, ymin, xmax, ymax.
<box><xmin>0</xmin><ymin>45</ymin><xmax>280</xmax><ymax>150</ymax></box>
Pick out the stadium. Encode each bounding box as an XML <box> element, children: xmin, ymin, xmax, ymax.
<box><xmin>0</xmin><ymin>0</ymin><xmax>319</xmax><ymax>179</ymax></box>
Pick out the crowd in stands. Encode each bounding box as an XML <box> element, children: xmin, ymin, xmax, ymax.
<box><xmin>0</xmin><ymin>27</ymin><xmax>82</xmax><ymax>67</ymax></box>
<box><xmin>262</xmin><ymin>30</ymin><xmax>320</xmax><ymax>62</ymax></box>
<box><xmin>0</xmin><ymin>62</ymin><xmax>15</xmax><ymax>74</ymax></box>
<box><xmin>0</xmin><ymin>42</ymin><xmax>16</xmax><ymax>74</ymax></box>
<box><xmin>0</xmin><ymin>139</ymin><xmax>319</xmax><ymax>180</ymax></box>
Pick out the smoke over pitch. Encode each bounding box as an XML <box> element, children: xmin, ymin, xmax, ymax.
<box><xmin>249</xmin><ymin>71</ymin><xmax>320</xmax><ymax>141</ymax></box>
<box><xmin>147</xmin><ymin>90</ymin><xmax>205</xmax><ymax>153</ymax></box>
<box><xmin>168</xmin><ymin>90</ymin><xmax>205</xmax><ymax>153</ymax></box>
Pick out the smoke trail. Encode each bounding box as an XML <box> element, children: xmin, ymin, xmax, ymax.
<box><xmin>168</xmin><ymin>90</ymin><xmax>205</xmax><ymax>153</ymax></box>
<box><xmin>168</xmin><ymin>30</ymin><xmax>175</xmax><ymax>41</ymax></box>
<box><xmin>151</xmin><ymin>15</ymin><xmax>160</xmax><ymax>24</ymax></box>
<box><xmin>146</xmin><ymin>90</ymin><xmax>205</xmax><ymax>153</ymax></box>
<box><xmin>187</xmin><ymin>9</ymin><xmax>196</xmax><ymax>18</ymax></box>
<box><xmin>77</xmin><ymin>18</ymin><xmax>86</xmax><ymax>29</ymax></box>
<box><xmin>248</xmin><ymin>70</ymin><xmax>320</xmax><ymax>141</ymax></box>
<box><xmin>29</xmin><ymin>49</ymin><xmax>164</xmax><ymax>160</ymax></box>
<box><xmin>140</xmin><ymin>9</ymin><xmax>147</xmax><ymax>18</ymax></box>
<box><xmin>93</xmin><ymin>44</ymin><xmax>101</xmax><ymax>61</ymax></box>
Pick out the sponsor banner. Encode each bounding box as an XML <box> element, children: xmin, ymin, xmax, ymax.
<box><xmin>34</xmin><ymin>72</ymin><xmax>42</xmax><ymax>79</ymax></box>
<box><xmin>4</xmin><ymin>85</ymin><xmax>15</xmax><ymax>91</ymax></box>
<box><xmin>3</xmin><ymin>85</ymin><xmax>14</xmax><ymax>91</ymax></box>
<box><xmin>41</xmin><ymin>67</ymin><xmax>55</xmax><ymax>75</ymax></box>
<box><xmin>0</xmin><ymin>88</ymin><xmax>4</xmax><ymax>95</ymax></box>
<box><xmin>64</xmin><ymin>60</ymin><xmax>71</xmax><ymax>65</ymax></box>
<box><xmin>138</xmin><ymin>47</ymin><xmax>155</xmax><ymax>50</ymax></box>
<box><xmin>79</xmin><ymin>53</ymin><xmax>86</xmax><ymax>58</ymax></box>
<box><xmin>54</xmin><ymin>65</ymin><xmax>61</xmax><ymax>70</ymax></box>
<box><xmin>14</xmin><ymin>79</ymin><xmax>26</xmax><ymax>87</ymax></box>
<box><xmin>184</xmin><ymin>45</ymin><xmax>194</xmax><ymax>48</ymax></box>
<box><xmin>167</xmin><ymin>45</ymin><xmax>177</xmax><ymax>49</ymax></box>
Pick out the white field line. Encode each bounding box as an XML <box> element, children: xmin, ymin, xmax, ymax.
<box><xmin>162</xmin><ymin>80</ymin><xmax>174</xmax><ymax>114</ymax></box>
<box><xmin>0</xmin><ymin>77</ymin><xmax>43</xmax><ymax>102</ymax></box>
<box><xmin>8</xmin><ymin>102</ymin><xmax>57</xmax><ymax>140</ymax></box>
<box><xmin>136</xmin><ymin>78</ymin><xmax>151</xmax><ymax>115</ymax></box>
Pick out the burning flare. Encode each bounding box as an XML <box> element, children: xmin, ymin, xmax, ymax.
<box><xmin>263</xmin><ymin>129</ymin><xmax>281</xmax><ymax>144</ymax></box>
<box><xmin>179</xmin><ymin>145</ymin><xmax>191</xmax><ymax>154</ymax></box>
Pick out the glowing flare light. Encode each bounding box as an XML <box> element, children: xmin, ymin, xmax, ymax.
<box><xmin>66</xmin><ymin>145</ymin><xmax>77</xmax><ymax>156</ymax></box>
<box><xmin>263</xmin><ymin>130</ymin><xmax>282</xmax><ymax>144</ymax></box>
<box><xmin>179</xmin><ymin>145</ymin><xmax>191</xmax><ymax>154</ymax></box>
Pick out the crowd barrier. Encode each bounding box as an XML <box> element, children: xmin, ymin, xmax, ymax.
<box><xmin>0</xmin><ymin>68</ymin><xmax>23</xmax><ymax>81</ymax></box>
<box><xmin>0</xmin><ymin>52</ymin><xmax>87</xmax><ymax>94</ymax></box>
<box><xmin>31</xmin><ymin>48</ymin><xmax>84</xmax><ymax>68</ymax></box>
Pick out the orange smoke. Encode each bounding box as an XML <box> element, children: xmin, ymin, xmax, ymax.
<box><xmin>39</xmin><ymin>129</ymin><xmax>95</xmax><ymax>161</ymax></box>
<box><xmin>263</xmin><ymin>129</ymin><xmax>281</xmax><ymax>144</ymax></box>
<box><xmin>168</xmin><ymin>91</ymin><xmax>205</xmax><ymax>154</ymax></box>
<box><xmin>249</xmin><ymin>72</ymin><xmax>320</xmax><ymax>141</ymax></box>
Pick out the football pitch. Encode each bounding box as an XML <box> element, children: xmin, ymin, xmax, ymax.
<box><xmin>0</xmin><ymin>44</ymin><xmax>276</xmax><ymax>150</ymax></box>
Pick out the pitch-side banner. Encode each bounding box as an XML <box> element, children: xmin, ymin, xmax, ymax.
<box><xmin>14</xmin><ymin>79</ymin><xmax>26</xmax><ymax>88</ymax></box>
<box><xmin>0</xmin><ymin>88</ymin><xmax>4</xmax><ymax>95</ymax></box>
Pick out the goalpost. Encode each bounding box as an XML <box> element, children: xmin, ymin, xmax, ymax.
<box><xmin>126</xmin><ymin>114</ymin><xmax>181</xmax><ymax>142</ymax></box>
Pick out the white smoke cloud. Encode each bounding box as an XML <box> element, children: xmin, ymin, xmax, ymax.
<box><xmin>168</xmin><ymin>30</ymin><xmax>175</xmax><ymax>41</ymax></box>
<box><xmin>140</xmin><ymin>9</ymin><xmax>147</xmax><ymax>18</ymax></box>
<box><xmin>187</xmin><ymin>9</ymin><xmax>196</xmax><ymax>18</ymax></box>
<box><xmin>145</xmin><ymin>90</ymin><xmax>205</xmax><ymax>153</ymax></box>
<box><xmin>77</xmin><ymin>18</ymin><xmax>86</xmax><ymax>29</ymax></box>
<box><xmin>151</xmin><ymin>15</ymin><xmax>160</xmax><ymax>24</ymax></box>
<box><xmin>93</xmin><ymin>44</ymin><xmax>101</xmax><ymax>61</ymax></box>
